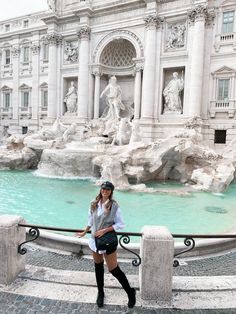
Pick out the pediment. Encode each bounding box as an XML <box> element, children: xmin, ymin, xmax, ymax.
<box><xmin>40</xmin><ymin>82</ymin><xmax>48</xmax><ymax>88</ymax></box>
<box><xmin>220</xmin><ymin>0</ymin><xmax>236</xmax><ymax>7</ymax></box>
<box><xmin>19</xmin><ymin>83</ymin><xmax>31</xmax><ymax>89</ymax></box>
<box><xmin>213</xmin><ymin>66</ymin><xmax>235</xmax><ymax>74</ymax></box>
<box><xmin>1</xmin><ymin>85</ymin><xmax>12</xmax><ymax>91</ymax></box>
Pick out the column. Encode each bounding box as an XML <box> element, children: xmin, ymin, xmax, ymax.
<box><xmin>188</xmin><ymin>6</ymin><xmax>215</xmax><ymax>117</ymax></box>
<box><xmin>141</xmin><ymin>15</ymin><xmax>160</xmax><ymax>120</ymax></box>
<box><xmin>77</xmin><ymin>26</ymin><xmax>91</xmax><ymax>120</ymax></box>
<box><xmin>45</xmin><ymin>33</ymin><xmax>62</xmax><ymax>119</ymax></box>
<box><xmin>11</xmin><ymin>44</ymin><xmax>20</xmax><ymax>121</ymax></box>
<box><xmin>134</xmin><ymin>65</ymin><xmax>143</xmax><ymax>119</ymax></box>
<box><xmin>93</xmin><ymin>71</ymin><xmax>101</xmax><ymax>119</ymax></box>
<box><xmin>31</xmin><ymin>39</ymin><xmax>40</xmax><ymax>121</ymax></box>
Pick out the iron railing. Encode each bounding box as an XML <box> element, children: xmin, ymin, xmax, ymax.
<box><xmin>172</xmin><ymin>234</ymin><xmax>236</xmax><ymax>267</ymax></box>
<box><xmin>18</xmin><ymin>223</ymin><xmax>142</xmax><ymax>267</ymax></box>
<box><xmin>18</xmin><ymin>223</ymin><xmax>236</xmax><ymax>268</ymax></box>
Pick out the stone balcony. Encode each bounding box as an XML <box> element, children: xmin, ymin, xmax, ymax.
<box><xmin>209</xmin><ymin>100</ymin><xmax>236</xmax><ymax>118</ymax></box>
<box><xmin>0</xmin><ymin>106</ymin><xmax>13</xmax><ymax>119</ymax></box>
<box><xmin>39</xmin><ymin>106</ymin><xmax>48</xmax><ymax>119</ymax></box>
<box><xmin>214</xmin><ymin>32</ymin><xmax>236</xmax><ymax>52</ymax></box>
<box><xmin>18</xmin><ymin>106</ymin><xmax>32</xmax><ymax>119</ymax></box>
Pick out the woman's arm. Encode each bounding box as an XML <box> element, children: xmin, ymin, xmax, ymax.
<box><xmin>75</xmin><ymin>208</ymin><xmax>93</xmax><ymax>237</ymax></box>
<box><xmin>76</xmin><ymin>225</ymin><xmax>90</xmax><ymax>238</ymax></box>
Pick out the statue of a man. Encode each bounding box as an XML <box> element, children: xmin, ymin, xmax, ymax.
<box><xmin>47</xmin><ymin>0</ymin><xmax>56</xmax><ymax>13</ymax></box>
<box><xmin>163</xmin><ymin>72</ymin><xmax>184</xmax><ymax>114</ymax></box>
<box><xmin>100</xmin><ymin>76</ymin><xmax>125</xmax><ymax>122</ymax></box>
<box><xmin>64</xmin><ymin>81</ymin><xmax>77</xmax><ymax>113</ymax></box>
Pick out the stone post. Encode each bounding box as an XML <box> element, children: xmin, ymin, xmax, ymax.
<box><xmin>187</xmin><ymin>5</ymin><xmax>215</xmax><ymax>117</ymax></box>
<box><xmin>93</xmin><ymin>71</ymin><xmax>101</xmax><ymax>119</ymax></box>
<box><xmin>77</xmin><ymin>26</ymin><xmax>91</xmax><ymax>121</ymax></box>
<box><xmin>141</xmin><ymin>15</ymin><xmax>161</xmax><ymax>120</ymax></box>
<box><xmin>140</xmin><ymin>226</ymin><xmax>174</xmax><ymax>301</ymax></box>
<box><xmin>45</xmin><ymin>33</ymin><xmax>62</xmax><ymax>119</ymax></box>
<box><xmin>0</xmin><ymin>215</ymin><xmax>26</xmax><ymax>285</ymax></box>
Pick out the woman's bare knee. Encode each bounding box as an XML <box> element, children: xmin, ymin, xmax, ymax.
<box><xmin>92</xmin><ymin>252</ymin><xmax>104</xmax><ymax>264</ymax></box>
<box><xmin>104</xmin><ymin>251</ymin><xmax>118</xmax><ymax>271</ymax></box>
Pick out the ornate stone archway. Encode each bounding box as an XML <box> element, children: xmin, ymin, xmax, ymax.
<box><xmin>93</xmin><ymin>30</ymin><xmax>144</xmax><ymax>65</ymax></box>
<box><xmin>92</xmin><ymin>31</ymin><xmax>144</xmax><ymax>120</ymax></box>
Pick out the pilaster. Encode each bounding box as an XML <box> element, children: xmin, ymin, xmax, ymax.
<box><xmin>11</xmin><ymin>41</ymin><xmax>20</xmax><ymax>121</ymax></box>
<box><xmin>44</xmin><ymin>33</ymin><xmax>62</xmax><ymax>119</ymax></box>
<box><xmin>187</xmin><ymin>5</ymin><xmax>215</xmax><ymax>117</ymax></box>
<box><xmin>141</xmin><ymin>15</ymin><xmax>163</xmax><ymax>120</ymax></box>
<box><xmin>31</xmin><ymin>34</ymin><xmax>41</xmax><ymax>121</ymax></box>
<box><xmin>77</xmin><ymin>26</ymin><xmax>91</xmax><ymax>121</ymax></box>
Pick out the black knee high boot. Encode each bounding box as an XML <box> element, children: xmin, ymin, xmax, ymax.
<box><xmin>110</xmin><ymin>265</ymin><xmax>136</xmax><ymax>308</ymax></box>
<box><xmin>95</xmin><ymin>262</ymin><xmax>104</xmax><ymax>307</ymax></box>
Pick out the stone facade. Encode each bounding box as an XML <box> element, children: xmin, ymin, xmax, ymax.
<box><xmin>0</xmin><ymin>0</ymin><xmax>235</xmax><ymax>147</ymax></box>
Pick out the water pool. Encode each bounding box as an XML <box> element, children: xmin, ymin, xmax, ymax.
<box><xmin>0</xmin><ymin>170</ymin><xmax>236</xmax><ymax>235</ymax></box>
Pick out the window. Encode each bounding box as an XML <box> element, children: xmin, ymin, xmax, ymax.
<box><xmin>43</xmin><ymin>44</ymin><xmax>49</xmax><ymax>60</ymax></box>
<box><xmin>5</xmin><ymin>49</ymin><xmax>11</xmax><ymax>65</ymax></box>
<box><xmin>222</xmin><ymin>11</ymin><xmax>234</xmax><ymax>33</ymax></box>
<box><xmin>23</xmin><ymin>46</ymin><xmax>29</xmax><ymax>63</ymax></box>
<box><xmin>22</xmin><ymin>91</ymin><xmax>29</xmax><ymax>108</ymax></box>
<box><xmin>214</xmin><ymin>130</ymin><xmax>226</xmax><ymax>144</ymax></box>
<box><xmin>4</xmin><ymin>93</ymin><xmax>10</xmax><ymax>109</ymax></box>
<box><xmin>5</xmin><ymin>24</ymin><xmax>10</xmax><ymax>32</ymax></box>
<box><xmin>23</xmin><ymin>20</ymin><xmax>29</xmax><ymax>28</ymax></box>
<box><xmin>22</xmin><ymin>126</ymin><xmax>28</xmax><ymax>134</ymax></box>
<box><xmin>218</xmin><ymin>79</ymin><xmax>230</xmax><ymax>101</ymax></box>
<box><xmin>41</xmin><ymin>90</ymin><xmax>48</xmax><ymax>108</ymax></box>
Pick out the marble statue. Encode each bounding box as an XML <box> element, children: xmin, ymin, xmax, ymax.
<box><xmin>163</xmin><ymin>72</ymin><xmax>184</xmax><ymax>114</ymax></box>
<box><xmin>62</xmin><ymin>123</ymin><xmax>77</xmax><ymax>142</ymax></box>
<box><xmin>64</xmin><ymin>81</ymin><xmax>77</xmax><ymax>113</ymax></box>
<box><xmin>47</xmin><ymin>0</ymin><xmax>56</xmax><ymax>13</ymax></box>
<box><xmin>65</xmin><ymin>42</ymin><xmax>78</xmax><ymax>63</ymax></box>
<box><xmin>129</xmin><ymin>120</ymin><xmax>142</xmax><ymax>144</ymax></box>
<box><xmin>112</xmin><ymin>118</ymin><xmax>131</xmax><ymax>146</ymax></box>
<box><xmin>100</xmin><ymin>76</ymin><xmax>125</xmax><ymax>122</ymax></box>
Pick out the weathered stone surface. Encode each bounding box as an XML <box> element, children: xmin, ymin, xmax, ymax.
<box><xmin>140</xmin><ymin>226</ymin><xmax>174</xmax><ymax>301</ymax></box>
<box><xmin>0</xmin><ymin>147</ymin><xmax>38</xmax><ymax>170</ymax></box>
<box><xmin>0</xmin><ymin>215</ymin><xmax>26</xmax><ymax>285</ymax></box>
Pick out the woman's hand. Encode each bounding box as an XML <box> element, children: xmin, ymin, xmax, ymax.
<box><xmin>95</xmin><ymin>228</ymin><xmax>107</xmax><ymax>238</ymax></box>
<box><xmin>75</xmin><ymin>231</ymin><xmax>86</xmax><ymax>238</ymax></box>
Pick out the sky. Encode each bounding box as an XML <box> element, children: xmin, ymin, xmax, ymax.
<box><xmin>0</xmin><ymin>0</ymin><xmax>48</xmax><ymax>21</ymax></box>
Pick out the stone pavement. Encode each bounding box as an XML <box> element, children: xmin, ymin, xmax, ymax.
<box><xmin>1</xmin><ymin>245</ymin><xmax>236</xmax><ymax>313</ymax></box>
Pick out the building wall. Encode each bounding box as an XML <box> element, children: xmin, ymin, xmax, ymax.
<box><xmin>0</xmin><ymin>0</ymin><xmax>235</xmax><ymax>148</ymax></box>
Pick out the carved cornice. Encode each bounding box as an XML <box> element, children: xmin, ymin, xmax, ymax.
<box><xmin>43</xmin><ymin>33</ymin><xmax>62</xmax><ymax>46</ymax></box>
<box><xmin>11</xmin><ymin>46</ymin><xmax>20</xmax><ymax>57</ymax></box>
<box><xmin>144</xmin><ymin>15</ymin><xmax>164</xmax><ymax>29</ymax></box>
<box><xmin>188</xmin><ymin>5</ymin><xmax>216</xmax><ymax>26</ymax></box>
<box><xmin>31</xmin><ymin>44</ymin><xmax>40</xmax><ymax>55</ymax></box>
<box><xmin>77</xmin><ymin>26</ymin><xmax>91</xmax><ymax>40</ymax></box>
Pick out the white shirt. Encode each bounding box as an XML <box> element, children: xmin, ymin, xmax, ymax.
<box><xmin>87</xmin><ymin>201</ymin><xmax>125</xmax><ymax>253</ymax></box>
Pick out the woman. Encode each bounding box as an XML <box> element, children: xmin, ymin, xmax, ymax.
<box><xmin>76</xmin><ymin>181</ymin><xmax>136</xmax><ymax>308</ymax></box>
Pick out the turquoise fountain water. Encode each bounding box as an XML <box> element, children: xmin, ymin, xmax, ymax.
<box><xmin>0</xmin><ymin>170</ymin><xmax>236</xmax><ymax>235</ymax></box>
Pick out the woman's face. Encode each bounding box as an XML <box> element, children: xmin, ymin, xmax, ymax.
<box><xmin>101</xmin><ymin>188</ymin><xmax>112</xmax><ymax>199</ymax></box>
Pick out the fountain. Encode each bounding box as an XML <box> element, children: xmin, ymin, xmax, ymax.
<box><xmin>0</xmin><ymin>78</ymin><xmax>236</xmax><ymax>194</ymax></box>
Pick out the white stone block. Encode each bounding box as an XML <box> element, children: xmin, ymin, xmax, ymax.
<box><xmin>140</xmin><ymin>225</ymin><xmax>174</xmax><ymax>301</ymax></box>
<box><xmin>0</xmin><ymin>215</ymin><xmax>26</xmax><ymax>285</ymax></box>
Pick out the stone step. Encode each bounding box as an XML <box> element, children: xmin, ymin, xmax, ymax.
<box><xmin>1</xmin><ymin>265</ymin><xmax>236</xmax><ymax>310</ymax></box>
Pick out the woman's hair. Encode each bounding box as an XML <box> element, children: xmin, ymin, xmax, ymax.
<box><xmin>91</xmin><ymin>189</ymin><xmax>114</xmax><ymax>212</ymax></box>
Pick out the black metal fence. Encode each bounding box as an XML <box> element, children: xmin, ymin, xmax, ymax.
<box><xmin>18</xmin><ymin>223</ymin><xmax>236</xmax><ymax>268</ymax></box>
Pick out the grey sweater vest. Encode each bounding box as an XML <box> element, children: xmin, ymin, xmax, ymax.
<box><xmin>91</xmin><ymin>201</ymin><xmax>119</xmax><ymax>237</ymax></box>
